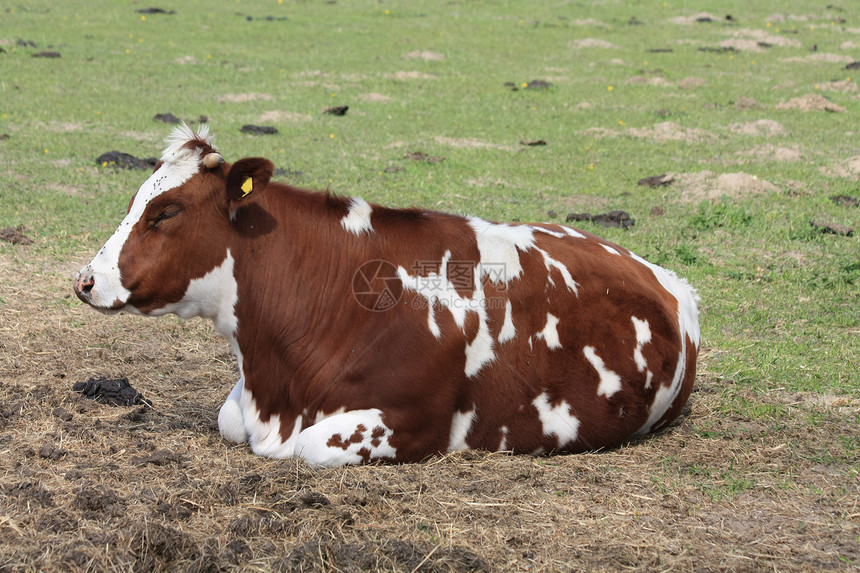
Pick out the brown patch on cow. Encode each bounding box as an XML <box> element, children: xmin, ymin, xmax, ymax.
<box><xmin>327</xmin><ymin>425</ymin><xmax>367</xmax><ymax>451</ymax></box>
<box><xmin>370</xmin><ymin>426</ymin><xmax>386</xmax><ymax>447</ymax></box>
<box><xmin>776</xmin><ymin>94</ymin><xmax>846</xmax><ymax>113</ymax></box>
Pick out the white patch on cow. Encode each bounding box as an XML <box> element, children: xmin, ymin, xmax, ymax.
<box><xmin>631</xmin><ymin>316</ymin><xmax>652</xmax><ymax>373</ymax></box>
<box><xmin>467</xmin><ymin>217</ymin><xmax>535</xmax><ymax>283</ymax></box>
<box><xmin>532</xmin><ymin>392</ymin><xmax>580</xmax><ymax>448</ymax></box>
<box><xmin>630</xmin><ymin>253</ymin><xmax>700</xmax><ymax>349</ymax></box>
<box><xmin>601</xmin><ymin>244</ymin><xmax>621</xmax><ymax>256</ymax></box>
<box><xmin>243</xmin><ymin>391</ymin><xmax>304</xmax><ymax>458</ymax></box>
<box><xmin>218</xmin><ymin>376</ymin><xmax>248</xmax><ymax>443</ymax></box>
<box><xmin>498</xmin><ymin>300</ymin><xmax>516</xmax><ymax>343</ymax></box>
<box><xmin>398</xmin><ymin>251</ymin><xmax>495</xmax><ymax>377</ymax></box>
<box><xmin>532</xmin><ymin>226</ymin><xmax>565</xmax><ymax>239</ymax></box>
<box><xmin>535</xmin><ymin>247</ymin><xmax>580</xmax><ymax>295</ymax></box>
<box><xmin>77</xmin><ymin>124</ymin><xmax>214</xmax><ymax>311</ymax></box>
<box><xmin>498</xmin><ymin>426</ymin><xmax>510</xmax><ymax>451</ymax></box>
<box><xmin>561</xmin><ymin>226</ymin><xmax>587</xmax><ymax>239</ymax></box>
<box><xmin>584</xmin><ymin>345</ymin><xmax>623</xmax><ymax>398</ymax></box>
<box><xmin>627</xmin><ymin>254</ymin><xmax>699</xmax><ymax>435</ymax></box>
<box><xmin>535</xmin><ymin>312</ymin><xmax>562</xmax><ymax>349</ymax></box>
<box><xmin>340</xmin><ymin>197</ymin><xmax>374</xmax><ymax>235</ymax></box>
<box><xmin>447</xmin><ymin>408</ymin><xmax>476</xmax><ymax>452</ymax></box>
<box><xmin>293</xmin><ymin>409</ymin><xmax>396</xmax><ymax>466</ymax></box>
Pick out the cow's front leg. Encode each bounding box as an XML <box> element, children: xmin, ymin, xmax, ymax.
<box><xmin>293</xmin><ymin>409</ymin><xmax>397</xmax><ymax>466</ymax></box>
<box><xmin>218</xmin><ymin>377</ymin><xmax>248</xmax><ymax>443</ymax></box>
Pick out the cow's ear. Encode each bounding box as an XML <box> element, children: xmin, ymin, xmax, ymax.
<box><xmin>225</xmin><ymin>158</ymin><xmax>274</xmax><ymax>201</ymax></box>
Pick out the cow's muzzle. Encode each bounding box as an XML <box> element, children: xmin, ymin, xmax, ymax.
<box><xmin>74</xmin><ymin>269</ymin><xmax>125</xmax><ymax>311</ymax></box>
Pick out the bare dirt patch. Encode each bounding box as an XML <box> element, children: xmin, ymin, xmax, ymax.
<box><xmin>360</xmin><ymin>92</ymin><xmax>393</xmax><ymax>103</ymax></box>
<box><xmin>256</xmin><ymin>110</ymin><xmax>312</xmax><ymax>123</ymax></box>
<box><xmin>673</xmin><ymin>171</ymin><xmax>779</xmax><ymax>203</ymax></box>
<box><xmin>404</xmin><ymin>50</ymin><xmax>445</xmax><ymax>61</ymax></box>
<box><xmin>626</xmin><ymin>75</ymin><xmax>673</xmax><ymax>87</ymax></box>
<box><xmin>569</xmin><ymin>38</ymin><xmax>617</xmax><ymax>49</ymax></box>
<box><xmin>821</xmin><ymin>155</ymin><xmax>860</xmax><ymax>179</ymax></box>
<box><xmin>729</xmin><ymin>119</ymin><xmax>786</xmax><ymax>136</ymax></box>
<box><xmin>668</xmin><ymin>13</ymin><xmax>718</xmax><ymax>25</ymax></box>
<box><xmin>217</xmin><ymin>93</ymin><xmax>275</xmax><ymax>104</ymax></box>
<box><xmin>433</xmin><ymin>136</ymin><xmax>516</xmax><ymax>152</ymax></box>
<box><xmin>781</xmin><ymin>53</ymin><xmax>855</xmax><ymax>64</ymax></box>
<box><xmin>776</xmin><ymin>94</ymin><xmax>846</xmax><ymax>113</ymax></box>
<box><xmin>722</xmin><ymin>28</ymin><xmax>802</xmax><ymax>49</ymax></box>
<box><xmin>386</xmin><ymin>71</ymin><xmax>437</xmax><ymax>81</ymax></box>
<box><xmin>582</xmin><ymin>122</ymin><xmax>715</xmax><ymax>144</ymax></box>
<box><xmin>816</xmin><ymin>79</ymin><xmax>858</xmax><ymax>93</ymax></box>
<box><xmin>735</xmin><ymin>145</ymin><xmax>803</xmax><ymax>163</ymax></box>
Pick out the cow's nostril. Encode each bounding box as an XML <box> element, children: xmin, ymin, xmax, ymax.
<box><xmin>74</xmin><ymin>274</ymin><xmax>95</xmax><ymax>300</ymax></box>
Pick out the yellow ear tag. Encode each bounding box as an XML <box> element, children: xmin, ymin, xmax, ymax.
<box><xmin>240</xmin><ymin>177</ymin><xmax>253</xmax><ymax>197</ymax></box>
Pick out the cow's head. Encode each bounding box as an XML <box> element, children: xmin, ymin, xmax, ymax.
<box><xmin>74</xmin><ymin>124</ymin><xmax>273</xmax><ymax>319</ymax></box>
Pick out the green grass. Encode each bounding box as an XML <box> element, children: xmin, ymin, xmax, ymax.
<box><xmin>1</xmin><ymin>0</ymin><xmax>858</xmax><ymax>411</ymax></box>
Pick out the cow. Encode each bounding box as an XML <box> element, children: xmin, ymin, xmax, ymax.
<box><xmin>74</xmin><ymin>124</ymin><xmax>700</xmax><ymax>466</ymax></box>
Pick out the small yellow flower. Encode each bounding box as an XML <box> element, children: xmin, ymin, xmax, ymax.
<box><xmin>330</xmin><ymin>134</ymin><xmax>335</xmax><ymax>139</ymax></box>
<box><xmin>522</xmin><ymin>82</ymin><xmax>528</xmax><ymax>88</ymax></box>
<box><xmin>384</xmin><ymin>9</ymin><xmax>390</xmax><ymax>15</ymax></box>
<box><xmin>141</xmin><ymin>15</ymin><xmax>146</xmax><ymax>21</ymax></box>
<box><xmin>766</xmin><ymin>22</ymin><xmax>771</xmax><ymax>27</ymax></box>
<box><xmin>44</xmin><ymin>148</ymin><xmax>49</xmax><ymax>154</ymax></box>
<box><xmin>607</xmin><ymin>85</ymin><xmax>613</xmax><ymax>91</ymax></box>
<box><xmin>587</xmin><ymin>164</ymin><xmax>594</xmax><ymax>170</ymax></box>
<box><xmin>332</xmin><ymin>93</ymin><xmax>336</xmax><ymax>97</ymax></box>
<box><xmin>125</xmin><ymin>49</ymin><xmax>130</xmax><ymax>53</ymax></box>
<box><xmin>617</xmin><ymin>119</ymin><xmax>625</xmax><ymax>126</ymax></box>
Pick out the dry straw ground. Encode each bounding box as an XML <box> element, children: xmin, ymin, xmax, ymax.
<box><xmin>0</xmin><ymin>256</ymin><xmax>857</xmax><ymax>571</ymax></box>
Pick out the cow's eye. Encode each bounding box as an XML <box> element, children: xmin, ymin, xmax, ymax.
<box><xmin>149</xmin><ymin>207</ymin><xmax>182</xmax><ymax>230</ymax></box>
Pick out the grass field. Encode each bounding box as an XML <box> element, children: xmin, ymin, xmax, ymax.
<box><xmin>1</xmin><ymin>1</ymin><xmax>858</xmax><ymax>571</ymax></box>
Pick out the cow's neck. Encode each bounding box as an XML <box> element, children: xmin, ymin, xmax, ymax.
<box><xmin>228</xmin><ymin>187</ymin><xmax>363</xmax><ymax>415</ymax></box>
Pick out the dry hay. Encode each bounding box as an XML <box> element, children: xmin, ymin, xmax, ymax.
<box><xmin>672</xmin><ymin>171</ymin><xmax>779</xmax><ymax>203</ymax></box>
<box><xmin>1</xmin><ymin>255</ymin><xmax>857</xmax><ymax>572</ymax></box>
<box><xmin>776</xmin><ymin>94</ymin><xmax>847</xmax><ymax>113</ymax></box>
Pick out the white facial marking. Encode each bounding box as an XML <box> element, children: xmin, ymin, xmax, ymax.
<box><xmin>498</xmin><ymin>300</ymin><xmax>516</xmax><ymax>343</ymax></box>
<box><xmin>584</xmin><ymin>345</ymin><xmax>623</xmax><ymax>398</ymax></box>
<box><xmin>532</xmin><ymin>392</ymin><xmax>580</xmax><ymax>448</ymax></box>
<box><xmin>448</xmin><ymin>408</ymin><xmax>477</xmax><ymax>452</ymax></box>
<box><xmin>218</xmin><ymin>376</ymin><xmax>248</xmax><ymax>443</ymax></box>
<box><xmin>398</xmin><ymin>251</ymin><xmax>495</xmax><ymax>377</ymax></box>
<box><xmin>293</xmin><ymin>409</ymin><xmax>396</xmax><ymax>466</ymax></box>
<box><xmin>535</xmin><ymin>312</ymin><xmax>562</xmax><ymax>349</ymax></box>
<box><xmin>78</xmin><ymin>124</ymin><xmax>214</xmax><ymax>311</ymax></box>
<box><xmin>631</xmin><ymin>316</ymin><xmax>652</xmax><ymax>373</ymax></box>
<box><xmin>601</xmin><ymin>244</ymin><xmax>621</xmax><ymax>256</ymax></box>
<box><xmin>340</xmin><ymin>197</ymin><xmax>374</xmax><ymax>235</ymax></box>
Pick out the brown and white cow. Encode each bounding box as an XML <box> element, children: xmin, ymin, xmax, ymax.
<box><xmin>75</xmin><ymin>124</ymin><xmax>700</xmax><ymax>466</ymax></box>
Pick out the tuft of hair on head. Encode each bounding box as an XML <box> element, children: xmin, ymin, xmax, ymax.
<box><xmin>161</xmin><ymin>122</ymin><xmax>217</xmax><ymax>162</ymax></box>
